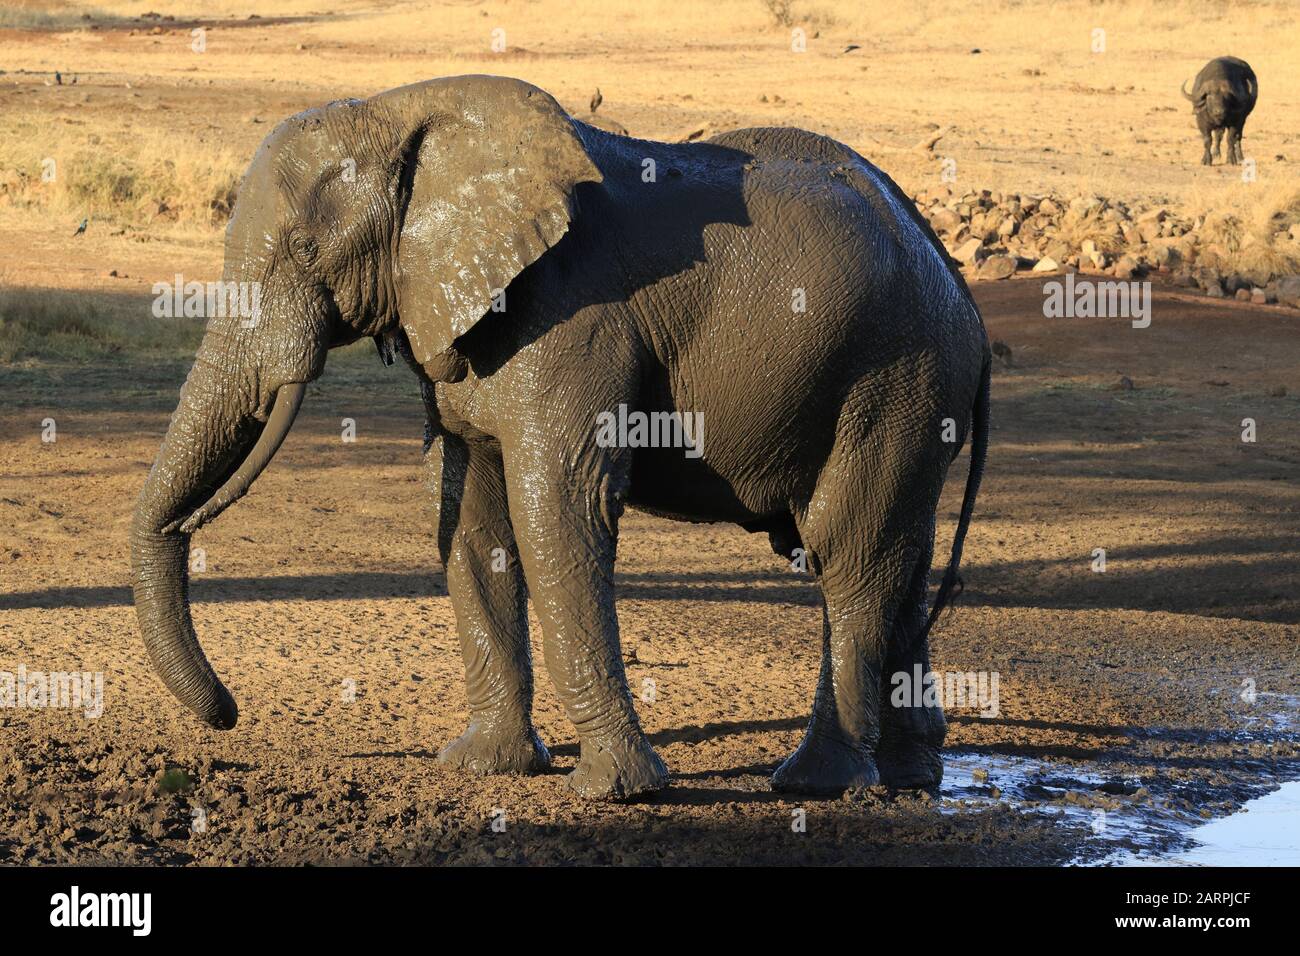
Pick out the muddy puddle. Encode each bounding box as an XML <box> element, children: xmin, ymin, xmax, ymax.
<box><xmin>940</xmin><ymin>693</ymin><xmax>1300</xmax><ymax>866</ymax></box>
<box><xmin>1122</xmin><ymin>781</ymin><xmax>1300</xmax><ymax>866</ymax></box>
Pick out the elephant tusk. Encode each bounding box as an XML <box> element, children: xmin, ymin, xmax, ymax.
<box><xmin>162</xmin><ymin>382</ymin><xmax>307</xmax><ymax>535</ymax></box>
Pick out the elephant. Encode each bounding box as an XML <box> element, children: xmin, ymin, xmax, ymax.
<box><xmin>1181</xmin><ymin>56</ymin><xmax>1257</xmax><ymax>166</ymax></box>
<box><xmin>131</xmin><ymin>75</ymin><xmax>991</xmax><ymax>800</ymax></box>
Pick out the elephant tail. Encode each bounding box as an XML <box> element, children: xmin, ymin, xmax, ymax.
<box><xmin>920</xmin><ymin>354</ymin><xmax>991</xmax><ymax>640</ymax></box>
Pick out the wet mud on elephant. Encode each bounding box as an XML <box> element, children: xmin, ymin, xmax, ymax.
<box><xmin>132</xmin><ymin>75</ymin><xmax>990</xmax><ymax>800</ymax></box>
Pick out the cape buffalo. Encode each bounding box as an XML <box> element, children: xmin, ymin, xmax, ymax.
<box><xmin>1181</xmin><ymin>56</ymin><xmax>1258</xmax><ymax>166</ymax></box>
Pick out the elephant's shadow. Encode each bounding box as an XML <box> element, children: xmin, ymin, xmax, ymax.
<box><xmin>344</xmin><ymin>712</ymin><xmax>1260</xmax><ymax>806</ymax></box>
<box><xmin>346</xmin><ymin>716</ymin><xmax>805</xmax><ymax>805</ymax></box>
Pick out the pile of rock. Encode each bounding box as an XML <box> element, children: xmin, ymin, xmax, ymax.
<box><xmin>911</xmin><ymin>186</ymin><xmax>1300</xmax><ymax>308</ymax></box>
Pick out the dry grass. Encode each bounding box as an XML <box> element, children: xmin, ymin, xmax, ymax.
<box><xmin>0</xmin><ymin>0</ymin><xmax>102</xmax><ymax>29</ymax></box>
<box><xmin>0</xmin><ymin>0</ymin><xmax>1297</xmax><ymax>317</ymax></box>
<box><xmin>1054</xmin><ymin>202</ymin><xmax>1127</xmax><ymax>256</ymax></box>
<box><xmin>1177</xmin><ymin>180</ymin><xmax>1300</xmax><ymax>282</ymax></box>
<box><xmin>3</xmin><ymin>0</ymin><xmax>1297</xmax><ymax>218</ymax></box>
<box><xmin>0</xmin><ymin>125</ymin><xmax>243</xmax><ymax>232</ymax></box>
<box><xmin>0</xmin><ymin>285</ymin><xmax>203</xmax><ymax>363</ymax></box>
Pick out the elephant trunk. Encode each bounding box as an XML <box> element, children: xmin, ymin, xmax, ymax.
<box><xmin>130</xmin><ymin>526</ymin><xmax>238</xmax><ymax>729</ymax></box>
<box><xmin>130</xmin><ymin>329</ymin><xmax>306</xmax><ymax>729</ymax></box>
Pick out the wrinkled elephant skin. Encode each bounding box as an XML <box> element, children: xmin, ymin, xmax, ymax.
<box><xmin>131</xmin><ymin>75</ymin><xmax>991</xmax><ymax>800</ymax></box>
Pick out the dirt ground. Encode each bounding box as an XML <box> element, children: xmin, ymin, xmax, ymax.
<box><xmin>1</xmin><ymin>1</ymin><xmax>1299</xmax><ymax>865</ymax></box>
<box><xmin>3</xmin><ymin>0</ymin><xmax>1299</xmax><ymax>212</ymax></box>
<box><xmin>3</xmin><ymin>277</ymin><xmax>1297</xmax><ymax>865</ymax></box>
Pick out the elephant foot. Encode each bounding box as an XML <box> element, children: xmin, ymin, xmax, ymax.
<box><xmin>876</xmin><ymin>738</ymin><xmax>944</xmax><ymax>790</ymax></box>
<box><xmin>437</xmin><ymin>720</ymin><xmax>551</xmax><ymax>775</ymax></box>
<box><xmin>567</xmin><ymin>733</ymin><xmax>669</xmax><ymax>801</ymax></box>
<box><xmin>877</xmin><ymin>701</ymin><xmax>946</xmax><ymax>790</ymax></box>
<box><xmin>771</xmin><ymin>731</ymin><xmax>879</xmax><ymax>795</ymax></box>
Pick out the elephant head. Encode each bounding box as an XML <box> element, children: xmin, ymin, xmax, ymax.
<box><xmin>131</xmin><ymin>76</ymin><xmax>602</xmax><ymax>729</ymax></box>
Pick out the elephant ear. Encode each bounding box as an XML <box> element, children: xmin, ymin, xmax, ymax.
<box><xmin>384</xmin><ymin>77</ymin><xmax>602</xmax><ymax>377</ymax></box>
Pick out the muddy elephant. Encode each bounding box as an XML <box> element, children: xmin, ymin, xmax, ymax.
<box><xmin>1181</xmin><ymin>56</ymin><xmax>1257</xmax><ymax>165</ymax></box>
<box><xmin>131</xmin><ymin>75</ymin><xmax>990</xmax><ymax>799</ymax></box>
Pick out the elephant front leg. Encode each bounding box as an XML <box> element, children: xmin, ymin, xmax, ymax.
<box><xmin>505</xmin><ymin>448</ymin><xmax>668</xmax><ymax>801</ymax></box>
<box><xmin>430</xmin><ymin>431</ymin><xmax>549</xmax><ymax>775</ymax></box>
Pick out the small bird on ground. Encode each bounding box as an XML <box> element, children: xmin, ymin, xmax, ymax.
<box><xmin>73</xmin><ymin>218</ymin><xmax>88</xmax><ymax>237</ymax></box>
<box><xmin>590</xmin><ymin>87</ymin><xmax>602</xmax><ymax>113</ymax></box>
<box><xmin>55</xmin><ymin>72</ymin><xmax>63</xmax><ymax>85</ymax></box>
<box><xmin>991</xmin><ymin>340</ymin><xmax>1012</xmax><ymax>365</ymax></box>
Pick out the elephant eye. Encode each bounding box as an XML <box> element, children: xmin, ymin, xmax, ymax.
<box><xmin>288</xmin><ymin>231</ymin><xmax>319</xmax><ymax>267</ymax></box>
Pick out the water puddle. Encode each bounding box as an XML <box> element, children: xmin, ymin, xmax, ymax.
<box><xmin>939</xmin><ymin>693</ymin><xmax>1300</xmax><ymax>865</ymax></box>
<box><xmin>941</xmin><ymin>751</ymin><xmax>1191</xmax><ymax>861</ymax></box>
<box><xmin>1233</xmin><ymin>692</ymin><xmax>1300</xmax><ymax>737</ymax></box>
<box><xmin>1123</xmin><ymin>781</ymin><xmax>1300</xmax><ymax>866</ymax></box>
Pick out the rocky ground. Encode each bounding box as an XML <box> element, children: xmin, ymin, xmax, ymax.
<box><xmin>915</xmin><ymin>186</ymin><xmax>1300</xmax><ymax>305</ymax></box>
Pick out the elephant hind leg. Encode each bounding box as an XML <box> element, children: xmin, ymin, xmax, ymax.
<box><xmin>429</xmin><ymin>430</ymin><xmax>549</xmax><ymax>775</ymax></box>
<box><xmin>772</xmin><ymin>430</ymin><xmax>944</xmax><ymax>795</ymax></box>
<box><xmin>876</xmin><ymin>543</ymin><xmax>947</xmax><ymax>789</ymax></box>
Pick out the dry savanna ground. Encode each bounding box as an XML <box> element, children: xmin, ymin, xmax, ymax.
<box><xmin>0</xmin><ymin>1</ymin><xmax>1297</xmax><ymax>865</ymax></box>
